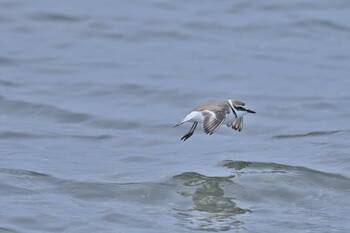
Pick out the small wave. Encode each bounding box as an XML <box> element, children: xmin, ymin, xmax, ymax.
<box><xmin>0</xmin><ymin>96</ymin><xmax>94</xmax><ymax>123</ymax></box>
<box><xmin>0</xmin><ymin>168</ymin><xmax>49</xmax><ymax>177</ymax></box>
<box><xmin>102</xmin><ymin>212</ymin><xmax>156</xmax><ymax>229</ymax></box>
<box><xmin>27</xmin><ymin>12</ymin><xmax>87</xmax><ymax>23</ymax></box>
<box><xmin>0</xmin><ymin>79</ymin><xmax>19</xmax><ymax>87</ymax></box>
<box><xmin>294</xmin><ymin>19</ymin><xmax>350</xmax><ymax>32</ymax></box>
<box><xmin>221</xmin><ymin>160</ymin><xmax>350</xmax><ymax>182</ymax></box>
<box><xmin>130</xmin><ymin>30</ymin><xmax>189</xmax><ymax>42</ymax></box>
<box><xmin>0</xmin><ymin>57</ymin><xmax>16</xmax><ymax>66</ymax></box>
<box><xmin>185</xmin><ymin>21</ymin><xmax>232</xmax><ymax>32</ymax></box>
<box><xmin>0</xmin><ymin>131</ymin><xmax>113</xmax><ymax>141</ymax></box>
<box><xmin>0</xmin><ymin>168</ymin><xmax>55</xmax><ymax>196</ymax></box>
<box><xmin>88</xmin><ymin>119</ymin><xmax>141</xmax><ymax>130</ymax></box>
<box><xmin>272</xmin><ymin>130</ymin><xmax>343</xmax><ymax>139</ymax></box>
<box><xmin>0</xmin><ymin>227</ymin><xmax>17</xmax><ymax>233</ymax></box>
<box><xmin>0</xmin><ymin>131</ymin><xmax>43</xmax><ymax>139</ymax></box>
<box><xmin>0</xmin><ymin>168</ymin><xmax>168</xmax><ymax>204</ymax></box>
<box><xmin>173</xmin><ymin>160</ymin><xmax>350</xmax><ymax>231</ymax></box>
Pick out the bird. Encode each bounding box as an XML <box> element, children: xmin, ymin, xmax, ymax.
<box><xmin>174</xmin><ymin>99</ymin><xmax>255</xmax><ymax>141</ymax></box>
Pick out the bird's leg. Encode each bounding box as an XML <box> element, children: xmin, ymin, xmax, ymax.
<box><xmin>181</xmin><ymin>122</ymin><xmax>198</xmax><ymax>141</ymax></box>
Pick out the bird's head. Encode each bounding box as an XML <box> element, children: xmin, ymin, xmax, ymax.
<box><xmin>230</xmin><ymin>100</ymin><xmax>256</xmax><ymax>114</ymax></box>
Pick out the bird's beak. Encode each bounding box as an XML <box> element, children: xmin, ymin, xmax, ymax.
<box><xmin>246</xmin><ymin>108</ymin><xmax>256</xmax><ymax>114</ymax></box>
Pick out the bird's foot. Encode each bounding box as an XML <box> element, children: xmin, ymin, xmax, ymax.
<box><xmin>180</xmin><ymin>132</ymin><xmax>193</xmax><ymax>141</ymax></box>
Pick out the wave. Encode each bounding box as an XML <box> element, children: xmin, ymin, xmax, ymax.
<box><xmin>1</xmin><ymin>159</ymin><xmax>350</xmax><ymax>232</ymax></box>
<box><xmin>272</xmin><ymin>130</ymin><xmax>344</xmax><ymax>139</ymax></box>
<box><xmin>0</xmin><ymin>131</ymin><xmax>113</xmax><ymax>140</ymax></box>
<box><xmin>27</xmin><ymin>12</ymin><xmax>87</xmax><ymax>23</ymax></box>
<box><xmin>0</xmin><ymin>96</ymin><xmax>93</xmax><ymax>123</ymax></box>
<box><xmin>173</xmin><ymin>160</ymin><xmax>350</xmax><ymax>231</ymax></box>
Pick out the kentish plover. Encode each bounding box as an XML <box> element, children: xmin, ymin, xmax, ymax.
<box><xmin>174</xmin><ymin>99</ymin><xmax>255</xmax><ymax>141</ymax></box>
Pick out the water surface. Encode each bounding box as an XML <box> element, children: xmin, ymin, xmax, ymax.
<box><xmin>1</xmin><ymin>0</ymin><xmax>350</xmax><ymax>232</ymax></box>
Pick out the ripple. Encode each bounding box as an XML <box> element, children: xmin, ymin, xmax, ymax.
<box><xmin>2</xmin><ymin>161</ymin><xmax>350</xmax><ymax>233</ymax></box>
<box><xmin>102</xmin><ymin>213</ymin><xmax>157</xmax><ymax>229</ymax></box>
<box><xmin>185</xmin><ymin>21</ymin><xmax>232</xmax><ymax>32</ymax></box>
<box><xmin>0</xmin><ymin>96</ymin><xmax>94</xmax><ymax>123</ymax></box>
<box><xmin>222</xmin><ymin>160</ymin><xmax>349</xmax><ymax>179</ymax></box>
<box><xmin>0</xmin><ymin>168</ymin><xmax>169</xmax><ymax>203</ymax></box>
<box><xmin>0</xmin><ymin>131</ymin><xmax>42</xmax><ymax>139</ymax></box>
<box><xmin>131</xmin><ymin>30</ymin><xmax>190</xmax><ymax>42</ymax></box>
<box><xmin>88</xmin><ymin>119</ymin><xmax>141</xmax><ymax>130</ymax></box>
<box><xmin>0</xmin><ymin>227</ymin><xmax>18</xmax><ymax>233</ymax></box>
<box><xmin>0</xmin><ymin>79</ymin><xmax>19</xmax><ymax>87</ymax></box>
<box><xmin>272</xmin><ymin>130</ymin><xmax>343</xmax><ymax>139</ymax></box>
<box><xmin>172</xmin><ymin>161</ymin><xmax>350</xmax><ymax>231</ymax></box>
<box><xmin>294</xmin><ymin>19</ymin><xmax>350</xmax><ymax>32</ymax></box>
<box><xmin>0</xmin><ymin>168</ymin><xmax>50</xmax><ymax>177</ymax></box>
<box><xmin>0</xmin><ymin>168</ymin><xmax>56</xmax><ymax>196</ymax></box>
<box><xmin>0</xmin><ymin>57</ymin><xmax>16</xmax><ymax>66</ymax></box>
<box><xmin>27</xmin><ymin>12</ymin><xmax>87</xmax><ymax>23</ymax></box>
<box><xmin>0</xmin><ymin>131</ymin><xmax>113</xmax><ymax>141</ymax></box>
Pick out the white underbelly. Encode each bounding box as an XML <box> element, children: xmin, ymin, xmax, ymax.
<box><xmin>224</xmin><ymin>111</ymin><xmax>246</xmax><ymax>124</ymax></box>
<box><xmin>224</xmin><ymin>112</ymin><xmax>235</xmax><ymax>124</ymax></box>
<box><xmin>184</xmin><ymin>111</ymin><xmax>204</xmax><ymax>123</ymax></box>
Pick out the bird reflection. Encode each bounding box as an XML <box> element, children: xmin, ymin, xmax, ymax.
<box><xmin>173</xmin><ymin>171</ymin><xmax>251</xmax><ymax>231</ymax></box>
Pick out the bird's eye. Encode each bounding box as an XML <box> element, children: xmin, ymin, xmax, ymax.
<box><xmin>235</xmin><ymin>106</ymin><xmax>245</xmax><ymax>111</ymax></box>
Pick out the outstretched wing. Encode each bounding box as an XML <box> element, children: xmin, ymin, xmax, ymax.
<box><xmin>202</xmin><ymin>110</ymin><xmax>227</xmax><ymax>135</ymax></box>
<box><xmin>231</xmin><ymin>117</ymin><xmax>244</xmax><ymax>132</ymax></box>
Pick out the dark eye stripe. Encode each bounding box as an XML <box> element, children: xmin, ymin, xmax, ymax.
<box><xmin>235</xmin><ymin>106</ymin><xmax>246</xmax><ymax>111</ymax></box>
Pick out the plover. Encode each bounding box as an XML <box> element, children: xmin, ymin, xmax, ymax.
<box><xmin>174</xmin><ymin>99</ymin><xmax>255</xmax><ymax>141</ymax></box>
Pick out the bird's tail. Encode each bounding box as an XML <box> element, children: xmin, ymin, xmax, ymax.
<box><xmin>174</xmin><ymin>121</ymin><xmax>183</xmax><ymax>127</ymax></box>
<box><xmin>174</xmin><ymin>118</ymin><xmax>187</xmax><ymax>127</ymax></box>
<box><xmin>174</xmin><ymin>112</ymin><xmax>195</xmax><ymax>127</ymax></box>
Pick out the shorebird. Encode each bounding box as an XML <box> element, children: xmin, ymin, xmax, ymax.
<box><xmin>174</xmin><ymin>99</ymin><xmax>255</xmax><ymax>141</ymax></box>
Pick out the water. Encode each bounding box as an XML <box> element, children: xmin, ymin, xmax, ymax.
<box><xmin>1</xmin><ymin>0</ymin><xmax>350</xmax><ymax>232</ymax></box>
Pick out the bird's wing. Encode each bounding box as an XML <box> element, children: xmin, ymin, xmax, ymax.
<box><xmin>231</xmin><ymin>117</ymin><xmax>244</xmax><ymax>132</ymax></box>
<box><xmin>202</xmin><ymin>110</ymin><xmax>227</xmax><ymax>135</ymax></box>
